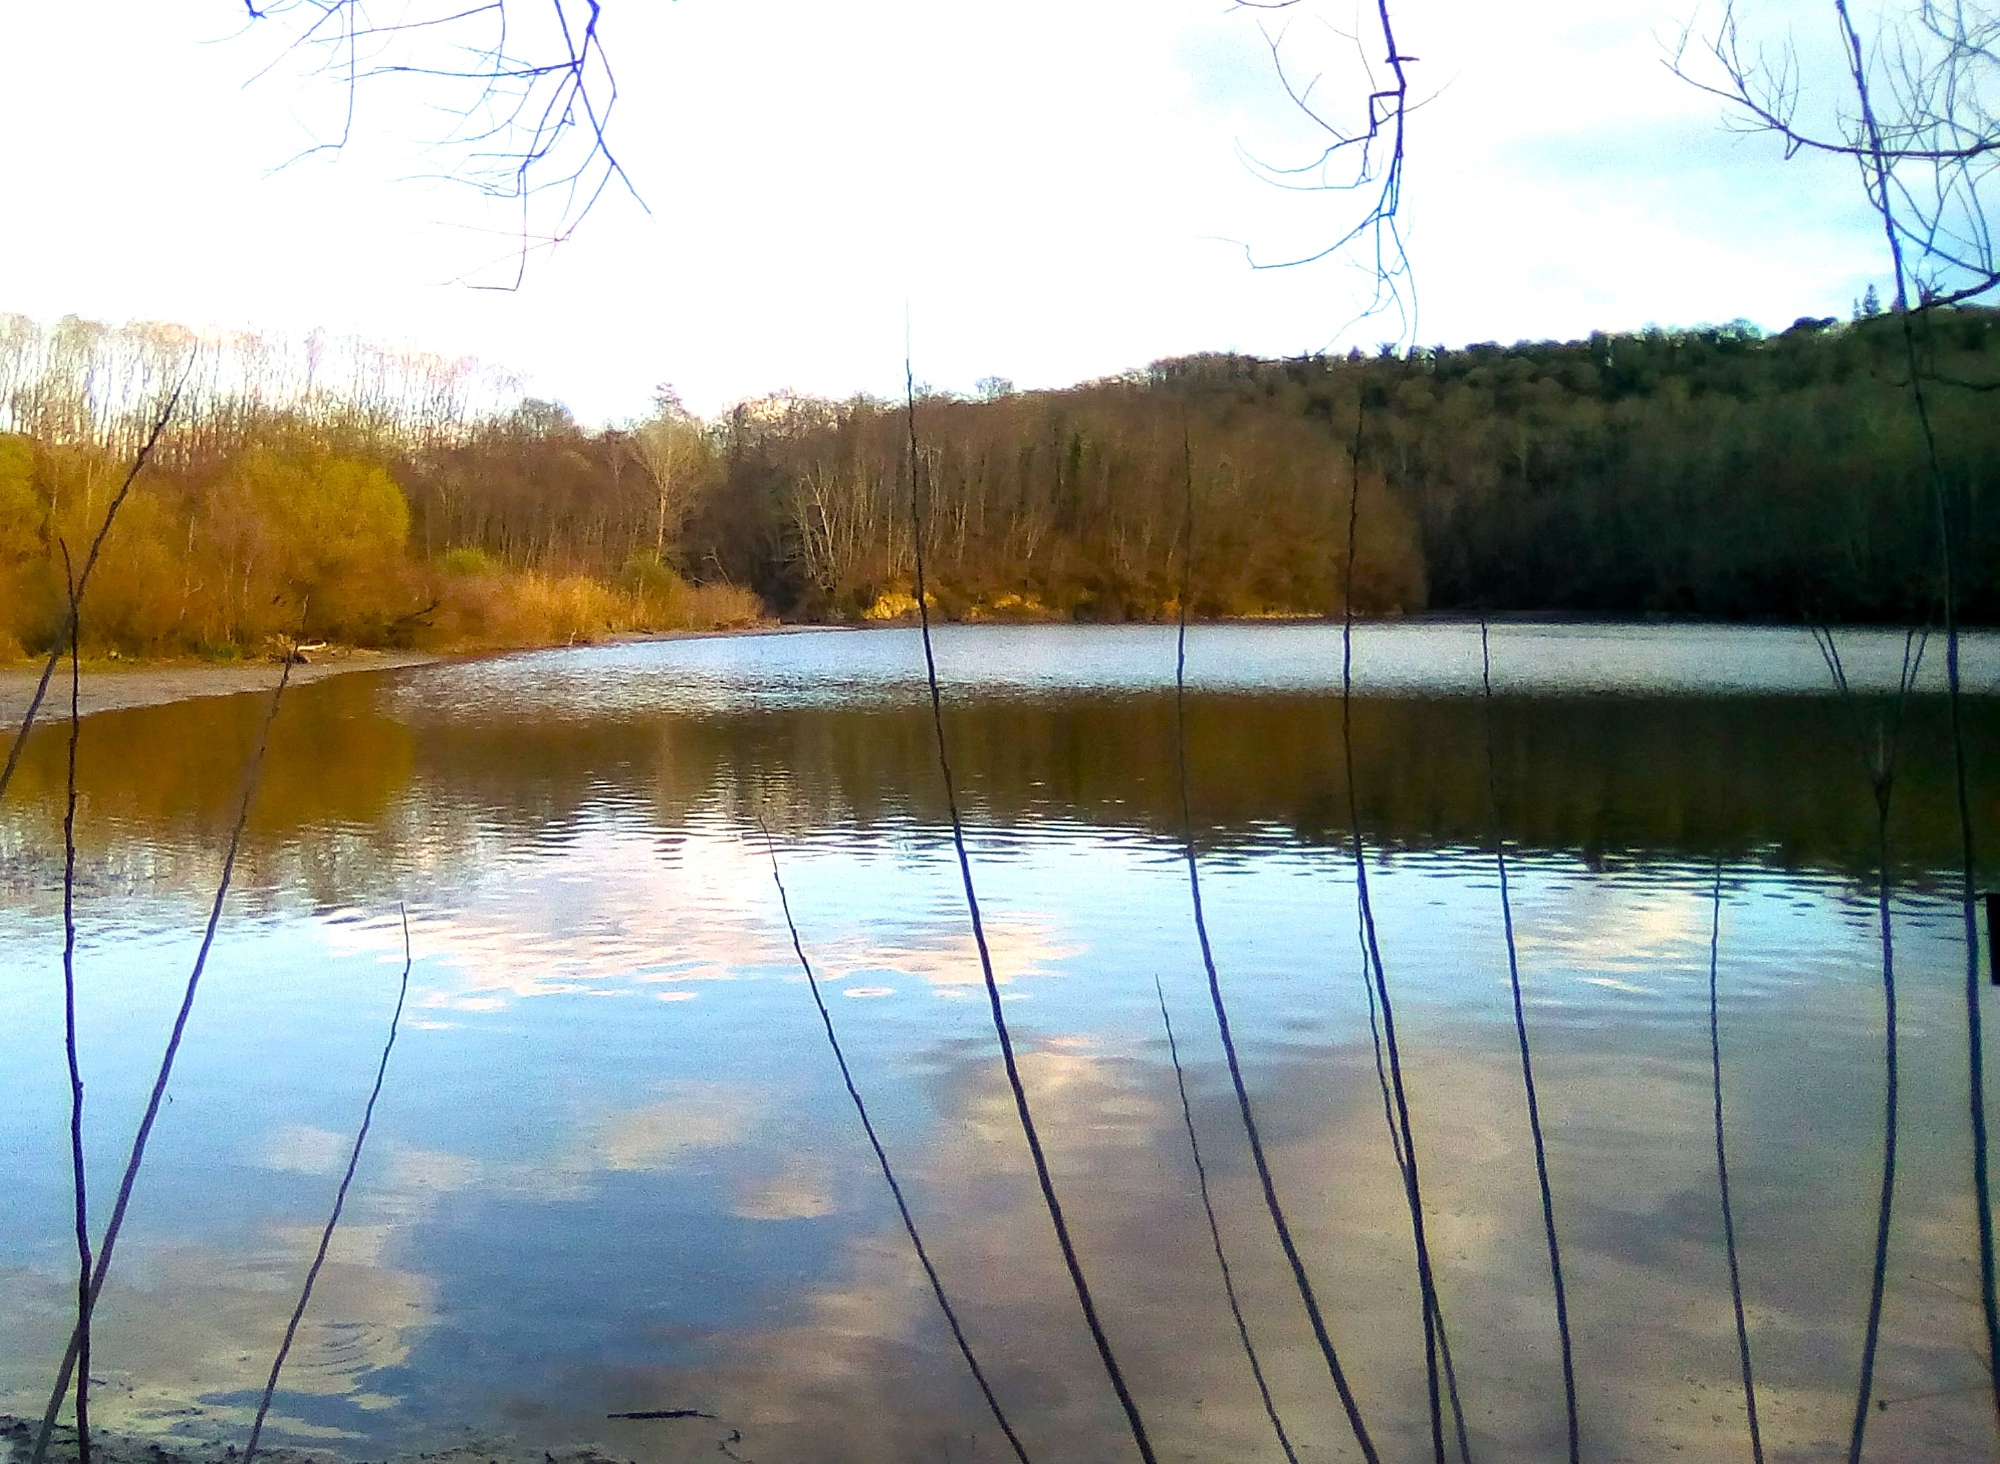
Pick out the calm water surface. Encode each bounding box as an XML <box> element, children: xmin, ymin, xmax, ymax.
<box><xmin>3</xmin><ymin>623</ymin><xmax>1999</xmax><ymax>1464</ymax></box>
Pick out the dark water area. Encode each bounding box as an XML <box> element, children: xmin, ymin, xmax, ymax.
<box><xmin>2</xmin><ymin>623</ymin><xmax>1999</xmax><ymax>1463</ymax></box>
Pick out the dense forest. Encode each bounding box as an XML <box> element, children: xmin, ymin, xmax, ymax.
<box><xmin>1</xmin><ymin>305</ymin><xmax>1995</xmax><ymax>658</ymax></box>
<box><xmin>0</xmin><ymin>315</ymin><xmax>761</xmax><ymax>657</ymax></box>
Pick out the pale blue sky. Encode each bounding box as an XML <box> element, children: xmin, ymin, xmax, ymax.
<box><xmin>0</xmin><ymin>0</ymin><xmax>1882</xmax><ymax>421</ymax></box>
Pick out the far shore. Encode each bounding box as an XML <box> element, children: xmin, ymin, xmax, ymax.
<box><xmin>7</xmin><ymin>614</ymin><xmax>1994</xmax><ymax>726</ymax></box>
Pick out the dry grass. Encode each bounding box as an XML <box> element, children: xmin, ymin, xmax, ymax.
<box><xmin>423</xmin><ymin>560</ymin><xmax>764</xmax><ymax>652</ymax></box>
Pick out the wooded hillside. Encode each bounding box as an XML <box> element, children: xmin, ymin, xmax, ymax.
<box><xmin>2</xmin><ymin>306</ymin><xmax>1994</xmax><ymax>658</ymax></box>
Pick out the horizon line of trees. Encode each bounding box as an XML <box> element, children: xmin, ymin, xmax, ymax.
<box><xmin>0</xmin><ymin>315</ymin><xmax>755</xmax><ymax>658</ymax></box>
<box><xmin>3</xmin><ymin>306</ymin><xmax>1996</xmax><ymax>657</ymax></box>
<box><xmin>669</xmin><ymin>306</ymin><xmax>1999</xmax><ymax>624</ymax></box>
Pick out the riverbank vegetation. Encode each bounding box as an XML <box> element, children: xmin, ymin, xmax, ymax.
<box><xmin>3</xmin><ymin>306</ymin><xmax>1997</xmax><ymax>660</ymax></box>
<box><xmin>0</xmin><ymin>316</ymin><xmax>762</xmax><ymax>660</ymax></box>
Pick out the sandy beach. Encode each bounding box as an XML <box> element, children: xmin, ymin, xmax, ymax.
<box><xmin>0</xmin><ymin>624</ymin><xmax>844</xmax><ymax>726</ymax></box>
<box><xmin>0</xmin><ymin>649</ymin><xmax>443</xmax><ymax>725</ymax></box>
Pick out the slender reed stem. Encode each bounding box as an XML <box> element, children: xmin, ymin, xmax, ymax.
<box><xmin>1810</xmin><ymin>622</ymin><xmax>1925</xmax><ymax>1461</ymax></box>
<box><xmin>1706</xmin><ymin>864</ymin><xmax>1764</xmax><ymax>1464</ymax></box>
<box><xmin>245</xmin><ymin>907</ymin><xmax>414</xmax><ymax>1464</ymax></box>
<box><xmin>0</xmin><ymin>372</ymin><xmax>188</xmax><ymax>810</ymax></box>
<box><xmin>59</xmin><ymin>550</ymin><xmax>91</xmax><ymax>1464</ymax></box>
<box><xmin>32</xmin><ymin>647</ymin><xmax>299</xmax><ymax>1464</ymax></box>
<box><xmin>1945</xmin><ymin>621</ymin><xmax>1999</xmax><ymax>1425</ymax></box>
<box><xmin>759</xmin><ymin>823</ymin><xmax>1033</xmax><ymax>1464</ymax></box>
<box><xmin>1832</xmin><ymin>1</ymin><xmax>1996</xmax><ymax>1410</ymax></box>
<box><xmin>1171</xmin><ymin>421</ymin><xmax>1376</xmax><ymax>1462</ymax></box>
<box><xmin>1848</xmin><ymin>766</ymin><xmax>1901</xmax><ymax>1464</ymax></box>
<box><xmin>1341</xmin><ymin>404</ymin><xmax>1449</xmax><ymax>1464</ymax></box>
<box><xmin>1155</xmin><ymin>978</ymin><xmax>1301</xmax><ymax>1464</ymax></box>
<box><xmin>903</xmin><ymin>360</ymin><xmax>1157</xmax><ymax>1464</ymax></box>
<box><xmin>1478</xmin><ymin>619</ymin><xmax>1578</xmax><ymax>1463</ymax></box>
<box><xmin>1347</xmin><ymin>923</ymin><xmax>1473</xmax><ymax>1464</ymax></box>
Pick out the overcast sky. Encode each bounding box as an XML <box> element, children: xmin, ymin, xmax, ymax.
<box><xmin>0</xmin><ymin>0</ymin><xmax>1882</xmax><ymax>421</ymax></box>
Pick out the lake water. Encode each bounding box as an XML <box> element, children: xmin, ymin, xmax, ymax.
<box><xmin>3</xmin><ymin>622</ymin><xmax>1999</xmax><ymax>1464</ymax></box>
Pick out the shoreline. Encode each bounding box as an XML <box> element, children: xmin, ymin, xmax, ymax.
<box><xmin>6</xmin><ymin>615</ymin><xmax>1996</xmax><ymax>725</ymax></box>
<box><xmin>0</xmin><ymin>649</ymin><xmax>446</xmax><ymax>725</ymax></box>
<box><xmin>0</xmin><ymin>623</ymin><xmax>849</xmax><ymax>725</ymax></box>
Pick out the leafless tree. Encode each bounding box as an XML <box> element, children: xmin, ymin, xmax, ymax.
<box><xmin>629</xmin><ymin>388</ymin><xmax>714</xmax><ymax>564</ymax></box>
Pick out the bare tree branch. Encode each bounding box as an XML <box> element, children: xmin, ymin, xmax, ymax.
<box><xmin>240</xmin><ymin>0</ymin><xmax>641</xmax><ymax>285</ymax></box>
<box><xmin>1233</xmin><ymin>0</ymin><xmax>1418</xmax><ymax>343</ymax></box>
<box><xmin>1670</xmin><ymin>0</ymin><xmax>2000</xmax><ymax>305</ymax></box>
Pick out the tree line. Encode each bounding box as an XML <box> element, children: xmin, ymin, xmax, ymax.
<box><xmin>0</xmin><ymin>315</ymin><xmax>754</xmax><ymax>658</ymax></box>
<box><xmin>3</xmin><ymin>307</ymin><xmax>1995</xmax><ymax>658</ymax></box>
<box><xmin>1336</xmin><ymin>309</ymin><xmax>2000</xmax><ymax>621</ymax></box>
<box><xmin>672</xmin><ymin>308</ymin><xmax>1997</xmax><ymax>624</ymax></box>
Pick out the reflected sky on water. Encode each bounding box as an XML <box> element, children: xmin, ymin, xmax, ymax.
<box><xmin>2</xmin><ymin>624</ymin><xmax>1998</xmax><ymax>1463</ymax></box>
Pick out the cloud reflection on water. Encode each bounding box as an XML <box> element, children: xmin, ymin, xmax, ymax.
<box><xmin>312</xmin><ymin>824</ymin><xmax>1084</xmax><ymax>1019</ymax></box>
<box><xmin>3</xmin><ymin>902</ymin><xmax>1991</xmax><ymax>1462</ymax></box>
<box><xmin>1</xmin><ymin>628</ymin><xmax>1996</xmax><ymax>1464</ymax></box>
<box><xmin>593</xmin><ymin>1019</ymin><xmax>1995</xmax><ymax>1463</ymax></box>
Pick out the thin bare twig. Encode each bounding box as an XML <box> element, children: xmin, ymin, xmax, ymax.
<box><xmin>31</xmin><ymin>645</ymin><xmax>301</xmax><ymax>1464</ymax></box>
<box><xmin>1340</xmin><ymin>400</ymin><xmax>1452</xmax><ymax>1464</ymax></box>
<box><xmin>1706</xmin><ymin>863</ymin><xmax>1765</xmax><ymax>1464</ymax></box>
<box><xmin>1680</xmin><ymin>0</ymin><xmax>1998</xmax><ymax>1414</ymax></box>
<box><xmin>245</xmin><ymin>907</ymin><xmax>415</xmax><ymax>1464</ymax></box>
<box><xmin>239</xmin><ymin>1</ymin><xmax>641</xmax><ymax>286</ymax></box>
<box><xmin>59</xmin><ymin>544</ymin><xmax>91</xmax><ymax>1464</ymax></box>
<box><xmin>1668</xmin><ymin>1</ymin><xmax>2000</xmax><ymax>307</ymax></box>
<box><xmin>904</xmin><ymin>362</ymin><xmax>1158</xmax><ymax>1464</ymax></box>
<box><xmin>1811</xmin><ymin>622</ymin><xmax>1928</xmax><ymax>1461</ymax></box>
<box><xmin>1831</xmin><ymin>0</ymin><xmax>1999</xmax><ymax>1421</ymax></box>
<box><xmin>1171</xmin><ymin>418</ymin><xmax>1374</xmax><ymax>1462</ymax></box>
<box><xmin>758</xmin><ymin>822</ymin><xmax>1034</xmax><ymax>1464</ymax></box>
<box><xmin>1237</xmin><ymin>0</ymin><xmax>1419</xmax><ymax>343</ymax></box>
<box><xmin>1478</xmin><ymin>618</ymin><xmax>1577</xmax><ymax>1464</ymax></box>
<box><xmin>1154</xmin><ymin>978</ymin><xmax>1301</xmax><ymax>1464</ymax></box>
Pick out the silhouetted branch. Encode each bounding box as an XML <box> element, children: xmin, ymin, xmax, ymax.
<box><xmin>1171</xmin><ymin>420</ymin><xmax>1376</xmax><ymax>1462</ymax></box>
<box><xmin>1339</xmin><ymin>398</ymin><xmax>1451</xmax><ymax>1464</ymax></box>
<box><xmin>1683</xmin><ymin>0</ymin><xmax>1999</xmax><ymax>1406</ymax></box>
<box><xmin>244</xmin><ymin>907</ymin><xmax>414</xmax><ymax>1464</ymax></box>
<box><xmin>1808</xmin><ymin>621</ymin><xmax>1928</xmax><ymax>1460</ymax></box>
<box><xmin>1478</xmin><ymin>618</ymin><xmax>1577</xmax><ymax>1464</ymax></box>
<box><xmin>58</xmin><ymin>547</ymin><xmax>91</xmax><ymax>1464</ymax></box>
<box><xmin>239</xmin><ymin>0</ymin><xmax>639</xmax><ymax>284</ymax></box>
<box><xmin>1849</xmin><ymin>726</ymin><xmax>1903</xmax><ymax>1464</ymax></box>
<box><xmin>1705</xmin><ymin>862</ymin><xmax>1765</xmax><ymax>1464</ymax></box>
<box><xmin>1153</xmin><ymin>979</ymin><xmax>1300</xmax><ymax>1464</ymax></box>
<box><xmin>1832</xmin><ymin>0</ymin><xmax>1999</xmax><ymax>1414</ymax></box>
<box><xmin>1671</xmin><ymin>1</ymin><xmax>2000</xmax><ymax>306</ymax></box>
<box><xmin>758</xmin><ymin>822</ymin><xmax>1034</xmax><ymax>1464</ymax></box>
<box><xmin>31</xmin><ymin>645</ymin><xmax>301</xmax><ymax>1464</ymax></box>
<box><xmin>1236</xmin><ymin>0</ymin><xmax>1417</xmax><ymax>340</ymax></box>
<box><xmin>904</xmin><ymin>362</ymin><xmax>1158</xmax><ymax>1464</ymax></box>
